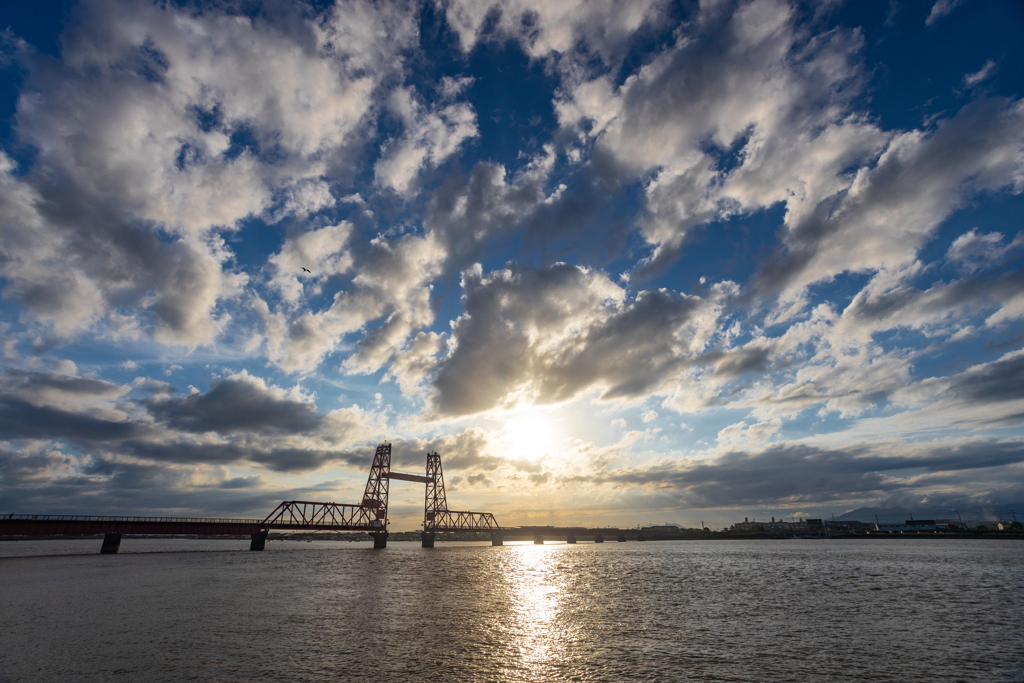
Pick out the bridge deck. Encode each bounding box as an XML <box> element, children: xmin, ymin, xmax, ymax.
<box><xmin>0</xmin><ymin>514</ymin><xmax>388</xmax><ymax>536</ymax></box>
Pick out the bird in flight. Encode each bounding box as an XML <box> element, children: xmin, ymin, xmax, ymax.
<box><xmin>301</xmin><ymin>267</ymin><xmax>311</xmax><ymax>273</ymax></box>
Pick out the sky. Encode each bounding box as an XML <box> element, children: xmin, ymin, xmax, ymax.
<box><xmin>1</xmin><ymin>0</ymin><xmax>1023</xmax><ymax>530</ymax></box>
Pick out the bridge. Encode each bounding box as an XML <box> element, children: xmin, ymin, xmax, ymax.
<box><xmin>1</xmin><ymin>443</ymin><xmax>504</xmax><ymax>553</ymax></box>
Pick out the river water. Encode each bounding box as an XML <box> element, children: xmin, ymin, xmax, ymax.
<box><xmin>1</xmin><ymin>538</ymin><xmax>1021</xmax><ymax>682</ymax></box>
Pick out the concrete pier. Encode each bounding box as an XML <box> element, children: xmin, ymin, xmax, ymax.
<box><xmin>594</xmin><ymin>534</ymin><xmax>604</xmax><ymax>543</ymax></box>
<box><xmin>491</xmin><ymin>531</ymin><xmax>504</xmax><ymax>546</ymax></box>
<box><xmin>421</xmin><ymin>531</ymin><xmax>435</xmax><ymax>548</ymax></box>
<box><xmin>249</xmin><ymin>529</ymin><xmax>268</xmax><ymax>551</ymax></box>
<box><xmin>617</xmin><ymin>534</ymin><xmax>627</xmax><ymax>542</ymax></box>
<box><xmin>566</xmin><ymin>534</ymin><xmax>577</xmax><ymax>544</ymax></box>
<box><xmin>534</xmin><ymin>535</ymin><xmax>544</xmax><ymax>545</ymax></box>
<box><xmin>372</xmin><ymin>531</ymin><xmax>389</xmax><ymax>548</ymax></box>
<box><xmin>100</xmin><ymin>532</ymin><xmax>122</xmax><ymax>554</ymax></box>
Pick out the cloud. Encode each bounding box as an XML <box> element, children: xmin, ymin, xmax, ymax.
<box><xmin>143</xmin><ymin>371</ymin><xmax>320</xmax><ymax>435</ymax></box>
<box><xmin>553</xmin><ymin>0</ymin><xmax>887</xmax><ymax>276</ymax></box>
<box><xmin>374</xmin><ymin>86</ymin><xmax>478</xmax><ymax>196</ymax></box>
<box><xmin>0</xmin><ymin>0</ymin><xmax>415</xmax><ymax>343</ymax></box>
<box><xmin>573</xmin><ymin>438</ymin><xmax>1024</xmax><ymax>508</ymax></box>
<box><xmin>442</xmin><ymin>0</ymin><xmax>667</xmax><ymax>63</ymax></box>
<box><xmin>428</xmin><ymin>262</ymin><xmax>736</xmax><ymax>416</ymax></box>
<box><xmin>754</xmin><ymin>97</ymin><xmax>1024</xmax><ymax>308</ymax></box>
<box><xmin>947</xmin><ymin>229</ymin><xmax>1022</xmax><ymax>274</ymax></box>
<box><xmin>964</xmin><ymin>60</ymin><xmax>998</xmax><ymax>88</ymax></box>
<box><xmin>925</xmin><ymin>0</ymin><xmax>963</xmax><ymax>26</ymax></box>
<box><xmin>717</xmin><ymin>418</ymin><xmax>782</xmax><ymax>448</ymax></box>
<box><xmin>268</xmin><ymin>222</ymin><xmax>355</xmax><ymax>304</ymax></box>
<box><xmin>257</xmin><ymin>230</ymin><xmax>446</xmax><ymax>374</ymax></box>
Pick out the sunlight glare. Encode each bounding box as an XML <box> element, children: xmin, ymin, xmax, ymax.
<box><xmin>503</xmin><ymin>410</ymin><xmax>563</xmax><ymax>460</ymax></box>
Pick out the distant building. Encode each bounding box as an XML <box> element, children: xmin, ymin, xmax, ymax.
<box><xmin>875</xmin><ymin>519</ymin><xmax>936</xmax><ymax>532</ymax></box>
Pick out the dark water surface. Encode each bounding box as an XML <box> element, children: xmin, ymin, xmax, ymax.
<box><xmin>1</xmin><ymin>538</ymin><xmax>1022</xmax><ymax>682</ymax></box>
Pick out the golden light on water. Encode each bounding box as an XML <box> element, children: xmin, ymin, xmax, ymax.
<box><xmin>505</xmin><ymin>543</ymin><xmax>568</xmax><ymax>671</ymax></box>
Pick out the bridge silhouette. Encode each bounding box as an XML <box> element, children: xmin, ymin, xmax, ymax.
<box><xmin>0</xmin><ymin>443</ymin><xmax>548</xmax><ymax>553</ymax></box>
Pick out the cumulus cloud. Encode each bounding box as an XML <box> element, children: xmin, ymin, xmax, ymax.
<box><xmin>755</xmin><ymin>97</ymin><xmax>1024</xmax><ymax>308</ymax></box>
<box><xmin>554</xmin><ymin>0</ymin><xmax>883</xmax><ymax>274</ymax></box>
<box><xmin>268</xmin><ymin>222</ymin><xmax>355</xmax><ymax>304</ymax></box>
<box><xmin>143</xmin><ymin>371</ymin><xmax>320</xmax><ymax>435</ymax></box>
<box><xmin>261</xmin><ymin>229</ymin><xmax>446</xmax><ymax>374</ymax></box>
<box><xmin>374</xmin><ymin>86</ymin><xmax>478</xmax><ymax>196</ymax></box>
<box><xmin>427</xmin><ymin>262</ymin><xmax>736</xmax><ymax>416</ymax></box>
<box><xmin>0</xmin><ymin>0</ymin><xmax>415</xmax><ymax>343</ymax></box>
<box><xmin>947</xmin><ymin>229</ymin><xmax>1023</xmax><ymax>274</ymax></box>
<box><xmin>443</xmin><ymin>0</ymin><xmax>666</xmax><ymax>63</ymax></box>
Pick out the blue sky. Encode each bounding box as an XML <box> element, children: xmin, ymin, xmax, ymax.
<box><xmin>1</xmin><ymin>0</ymin><xmax>1023</xmax><ymax>529</ymax></box>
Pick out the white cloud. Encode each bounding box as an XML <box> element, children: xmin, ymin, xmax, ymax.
<box><xmin>717</xmin><ymin>419</ymin><xmax>782</xmax><ymax>448</ymax></box>
<box><xmin>374</xmin><ymin>86</ymin><xmax>478</xmax><ymax>196</ymax></box>
<box><xmin>926</xmin><ymin>0</ymin><xmax>963</xmax><ymax>26</ymax></box>
<box><xmin>443</xmin><ymin>0</ymin><xmax>665</xmax><ymax>63</ymax></box>
<box><xmin>0</xmin><ymin>0</ymin><xmax>415</xmax><ymax>343</ymax></box>
<box><xmin>947</xmin><ymin>229</ymin><xmax>1023</xmax><ymax>274</ymax></box>
<box><xmin>964</xmin><ymin>60</ymin><xmax>997</xmax><ymax>88</ymax></box>
<box><xmin>268</xmin><ymin>222</ymin><xmax>355</xmax><ymax>304</ymax></box>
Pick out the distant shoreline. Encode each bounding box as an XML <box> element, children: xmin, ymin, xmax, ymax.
<box><xmin>3</xmin><ymin>533</ymin><xmax>1023</xmax><ymax>542</ymax></box>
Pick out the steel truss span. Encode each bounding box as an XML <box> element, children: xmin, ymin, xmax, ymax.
<box><xmin>427</xmin><ymin>510</ymin><xmax>501</xmax><ymax>532</ymax></box>
<box><xmin>261</xmin><ymin>501</ymin><xmax>382</xmax><ymax>531</ymax></box>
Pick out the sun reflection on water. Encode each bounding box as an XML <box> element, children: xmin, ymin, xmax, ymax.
<box><xmin>501</xmin><ymin>543</ymin><xmax>577</xmax><ymax>678</ymax></box>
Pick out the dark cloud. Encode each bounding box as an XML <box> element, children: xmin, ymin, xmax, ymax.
<box><xmin>430</xmin><ymin>263</ymin><xmax>730</xmax><ymax>416</ymax></box>
<box><xmin>0</xmin><ymin>396</ymin><xmax>146</xmax><ymax>442</ymax></box>
<box><xmin>144</xmin><ymin>373</ymin><xmax>321</xmax><ymax>435</ymax></box>
<box><xmin>570</xmin><ymin>439</ymin><xmax>1024</xmax><ymax>508</ymax></box>
<box><xmin>120</xmin><ymin>440</ymin><xmax>372</xmax><ymax>474</ymax></box>
<box><xmin>2</xmin><ymin>370</ymin><xmax>125</xmax><ymax>397</ymax></box>
<box><xmin>947</xmin><ymin>351</ymin><xmax>1024</xmax><ymax>406</ymax></box>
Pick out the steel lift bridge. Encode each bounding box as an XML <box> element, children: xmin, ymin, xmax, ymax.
<box><xmin>264</xmin><ymin>443</ymin><xmax>502</xmax><ymax>548</ymax></box>
<box><xmin>0</xmin><ymin>443</ymin><xmax>503</xmax><ymax>552</ymax></box>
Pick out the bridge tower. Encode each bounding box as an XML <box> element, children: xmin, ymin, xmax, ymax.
<box><xmin>361</xmin><ymin>442</ymin><xmax>391</xmax><ymax>547</ymax></box>
<box><xmin>420</xmin><ymin>449</ymin><xmax>502</xmax><ymax>547</ymax></box>
<box><xmin>422</xmin><ymin>451</ymin><xmax>444</xmax><ymax>547</ymax></box>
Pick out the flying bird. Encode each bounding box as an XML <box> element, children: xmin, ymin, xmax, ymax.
<box><xmin>301</xmin><ymin>267</ymin><xmax>311</xmax><ymax>273</ymax></box>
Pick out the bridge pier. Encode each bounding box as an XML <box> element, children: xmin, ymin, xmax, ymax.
<box><xmin>372</xmin><ymin>531</ymin><xmax>388</xmax><ymax>549</ymax></box>
<box><xmin>249</xmin><ymin>529</ymin><xmax>268</xmax><ymax>551</ymax></box>
<box><xmin>491</xmin><ymin>531</ymin><xmax>504</xmax><ymax>546</ymax></box>
<box><xmin>567</xmin><ymin>534</ymin><xmax>577</xmax><ymax>544</ymax></box>
<box><xmin>421</xmin><ymin>531</ymin><xmax>435</xmax><ymax>548</ymax></box>
<box><xmin>617</xmin><ymin>534</ymin><xmax>627</xmax><ymax>542</ymax></box>
<box><xmin>594</xmin><ymin>534</ymin><xmax>604</xmax><ymax>543</ymax></box>
<box><xmin>534</xmin><ymin>535</ymin><xmax>544</xmax><ymax>545</ymax></box>
<box><xmin>100</xmin><ymin>532</ymin><xmax>122</xmax><ymax>554</ymax></box>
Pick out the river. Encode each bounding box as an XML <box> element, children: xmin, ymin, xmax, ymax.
<box><xmin>1</xmin><ymin>538</ymin><xmax>1021</xmax><ymax>681</ymax></box>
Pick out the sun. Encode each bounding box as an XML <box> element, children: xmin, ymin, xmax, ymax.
<box><xmin>503</xmin><ymin>410</ymin><xmax>563</xmax><ymax>460</ymax></box>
